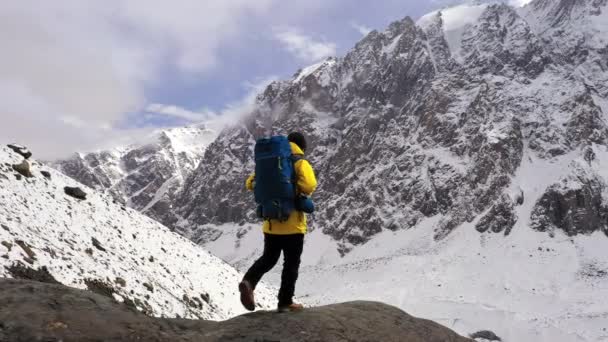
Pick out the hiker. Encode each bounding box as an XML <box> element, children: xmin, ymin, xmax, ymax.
<box><xmin>239</xmin><ymin>132</ymin><xmax>317</xmax><ymax>313</ymax></box>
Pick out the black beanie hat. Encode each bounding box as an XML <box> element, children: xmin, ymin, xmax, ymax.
<box><xmin>287</xmin><ymin>132</ymin><xmax>307</xmax><ymax>152</ymax></box>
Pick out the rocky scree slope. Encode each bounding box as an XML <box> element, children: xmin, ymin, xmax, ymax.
<box><xmin>0</xmin><ymin>278</ymin><xmax>471</xmax><ymax>342</ymax></box>
<box><xmin>54</xmin><ymin>125</ymin><xmax>217</xmax><ymax>229</ymax></box>
<box><xmin>0</xmin><ymin>144</ymin><xmax>274</xmax><ymax>319</ymax></box>
<box><xmin>173</xmin><ymin>0</ymin><xmax>608</xmax><ymax>253</ymax></box>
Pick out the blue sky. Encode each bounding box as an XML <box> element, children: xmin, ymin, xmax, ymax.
<box><xmin>139</xmin><ymin>1</ymin><xmax>455</xmax><ymax>127</ymax></box>
<box><xmin>1</xmin><ymin>0</ymin><xmax>523</xmax><ymax>158</ymax></box>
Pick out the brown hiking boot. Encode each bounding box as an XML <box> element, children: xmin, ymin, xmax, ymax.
<box><xmin>238</xmin><ymin>280</ymin><xmax>255</xmax><ymax>311</ymax></box>
<box><xmin>277</xmin><ymin>303</ymin><xmax>304</xmax><ymax>313</ymax></box>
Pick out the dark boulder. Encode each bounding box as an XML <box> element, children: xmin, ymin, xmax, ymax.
<box><xmin>12</xmin><ymin>160</ymin><xmax>33</xmax><ymax>178</ymax></box>
<box><xmin>64</xmin><ymin>186</ymin><xmax>87</xmax><ymax>200</ymax></box>
<box><xmin>40</xmin><ymin>170</ymin><xmax>52</xmax><ymax>179</ymax></box>
<box><xmin>91</xmin><ymin>237</ymin><xmax>106</xmax><ymax>252</ymax></box>
<box><xmin>7</xmin><ymin>144</ymin><xmax>32</xmax><ymax>159</ymax></box>
<box><xmin>0</xmin><ymin>278</ymin><xmax>471</xmax><ymax>342</ymax></box>
<box><xmin>470</xmin><ymin>330</ymin><xmax>502</xmax><ymax>341</ymax></box>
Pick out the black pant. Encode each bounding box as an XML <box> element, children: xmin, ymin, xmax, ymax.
<box><xmin>243</xmin><ymin>233</ymin><xmax>304</xmax><ymax>307</ymax></box>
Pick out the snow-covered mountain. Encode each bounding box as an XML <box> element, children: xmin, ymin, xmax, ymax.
<box><xmin>159</xmin><ymin>0</ymin><xmax>607</xmax><ymax>340</ymax></box>
<box><xmin>0</xmin><ymin>144</ymin><xmax>274</xmax><ymax>319</ymax></box>
<box><xmin>175</xmin><ymin>0</ymin><xmax>608</xmax><ymax>251</ymax></box>
<box><xmin>46</xmin><ymin>0</ymin><xmax>608</xmax><ymax>340</ymax></box>
<box><xmin>54</xmin><ymin>124</ymin><xmax>217</xmax><ymax>228</ymax></box>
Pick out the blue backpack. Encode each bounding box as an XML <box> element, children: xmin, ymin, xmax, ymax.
<box><xmin>254</xmin><ymin>136</ymin><xmax>299</xmax><ymax>221</ymax></box>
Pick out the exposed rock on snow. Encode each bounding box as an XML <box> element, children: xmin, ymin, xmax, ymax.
<box><xmin>7</xmin><ymin>144</ymin><xmax>32</xmax><ymax>159</ymax></box>
<box><xmin>0</xmin><ymin>278</ymin><xmax>470</xmax><ymax>342</ymax></box>
<box><xmin>470</xmin><ymin>330</ymin><xmax>502</xmax><ymax>341</ymax></box>
<box><xmin>530</xmin><ymin>161</ymin><xmax>608</xmax><ymax>236</ymax></box>
<box><xmin>475</xmin><ymin>194</ymin><xmax>517</xmax><ymax>235</ymax></box>
<box><xmin>64</xmin><ymin>186</ymin><xmax>87</xmax><ymax>200</ymax></box>
<box><xmin>12</xmin><ymin>159</ymin><xmax>33</xmax><ymax>178</ymax></box>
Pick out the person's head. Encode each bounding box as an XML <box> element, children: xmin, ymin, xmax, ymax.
<box><xmin>287</xmin><ymin>132</ymin><xmax>307</xmax><ymax>152</ymax></box>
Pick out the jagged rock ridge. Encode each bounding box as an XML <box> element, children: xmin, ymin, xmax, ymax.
<box><xmin>171</xmin><ymin>0</ymin><xmax>608</xmax><ymax>252</ymax></box>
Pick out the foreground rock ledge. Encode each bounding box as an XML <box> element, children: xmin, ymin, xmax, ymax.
<box><xmin>0</xmin><ymin>279</ymin><xmax>470</xmax><ymax>342</ymax></box>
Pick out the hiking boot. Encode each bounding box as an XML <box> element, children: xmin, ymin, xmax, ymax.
<box><xmin>277</xmin><ymin>303</ymin><xmax>304</xmax><ymax>313</ymax></box>
<box><xmin>238</xmin><ymin>280</ymin><xmax>255</xmax><ymax>311</ymax></box>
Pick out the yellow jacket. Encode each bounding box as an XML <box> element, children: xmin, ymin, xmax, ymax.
<box><xmin>246</xmin><ymin>142</ymin><xmax>317</xmax><ymax>235</ymax></box>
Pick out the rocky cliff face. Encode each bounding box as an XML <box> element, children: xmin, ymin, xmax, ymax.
<box><xmin>54</xmin><ymin>125</ymin><xmax>217</xmax><ymax>228</ymax></box>
<box><xmin>172</xmin><ymin>0</ymin><xmax>608</xmax><ymax>253</ymax></box>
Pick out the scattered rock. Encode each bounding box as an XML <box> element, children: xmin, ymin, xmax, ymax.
<box><xmin>15</xmin><ymin>174</ymin><xmax>22</xmax><ymax>181</ymax></box>
<box><xmin>64</xmin><ymin>186</ymin><xmax>87</xmax><ymax>200</ymax></box>
<box><xmin>91</xmin><ymin>237</ymin><xmax>106</xmax><ymax>252</ymax></box>
<box><xmin>85</xmin><ymin>248</ymin><xmax>94</xmax><ymax>256</ymax></box>
<box><xmin>1</xmin><ymin>241</ymin><xmax>12</xmax><ymax>252</ymax></box>
<box><xmin>15</xmin><ymin>240</ymin><xmax>36</xmax><ymax>260</ymax></box>
<box><xmin>40</xmin><ymin>171</ymin><xmax>52</xmax><ymax>179</ymax></box>
<box><xmin>6</xmin><ymin>263</ymin><xmax>60</xmax><ymax>284</ymax></box>
<box><xmin>143</xmin><ymin>283</ymin><xmax>154</xmax><ymax>293</ymax></box>
<box><xmin>7</xmin><ymin>144</ymin><xmax>32</xmax><ymax>159</ymax></box>
<box><xmin>114</xmin><ymin>277</ymin><xmax>127</xmax><ymax>287</ymax></box>
<box><xmin>470</xmin><ymin>330</ymin><xmax>502</xmax><ymax>341</ymax></box>
<box><xmin>0</xmin><ymin>224</ymin><xmax>9</xmax><ymax>232</ymax></box>
<box><xmin>200</xmin><ymin>292</ymin><xmax>210</xmax><ymax>304</ymax></box>
<box><xmin>43</xmin><ymin>246</ymin><xmax>58</xmax><ymax>259</ymax></box>
<box><xmin>12</xmin><ymin>159</ymin><xmax>34</xmax><ymax>178</ymax></box>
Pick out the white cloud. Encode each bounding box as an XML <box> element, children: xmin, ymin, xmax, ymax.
<box><xmin>274</xmin><ymin>28</ymin><xmax>337</xmax><ymax>62</ymax></box>
<box><xmin>144</xmin><ymin>76</ymin><xmax>277</xmax><ymax>134</ymax></box>
<box><xmin>145</xmin><ymin>104</ymin><xmax>213</xmax><ymax>122</ymax></box>
<box><xmin>0</xmin><ymin>0</ymin><xmax>276</xmax><ymax>159</ymax></box>
<box><xmin>509</xmin><ymin>0</ymin><xmax>534</xmax><ymax>7</ymax></box>
<box><xmin>351</xmin><ymin>22</ymin><xmax>373</xmax><ymax>36</ymax></box>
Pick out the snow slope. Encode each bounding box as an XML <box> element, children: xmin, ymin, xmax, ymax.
<box><xmin>0</xmin><ymin>145</ymin><xmax>274</xmax><ymax>320</ymax></box>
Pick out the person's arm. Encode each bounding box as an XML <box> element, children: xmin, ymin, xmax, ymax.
<box><xmin>245</xmin><ymin>173</ymin><xmax>255</xmax><ymax>191</ymax></box>
<box><xmin>295</xmin><ymin>160</ymin><xmax>317</xmax><ymax>195</ymax></box>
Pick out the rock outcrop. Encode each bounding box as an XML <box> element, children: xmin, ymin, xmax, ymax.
<box><xmin>0</xmin><ymin>278</ymin><xmax>470</xmax><ymax>342</ymax></box>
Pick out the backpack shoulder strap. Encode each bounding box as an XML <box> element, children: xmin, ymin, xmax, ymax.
<box><xmin>291</xmin><ymin>155</ymin><xmax>304</xmax><ymax>163</ymax></box>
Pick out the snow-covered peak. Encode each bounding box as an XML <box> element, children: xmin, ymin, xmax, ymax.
<box><xmin>293</xmin><ymin>58</ymin><xmax>337</xmax><ymax>83</ymax></box>
<box><xmin>54</xmin><ymin>124</ymin><xmax>218</xmax><ymax>227</ymax></box>
<box><xmin>0</xmin><ymin>144</ymin><xmax>275</xmax><ymax>319</ymax></box>
<box><xmin>161</xmin><ymin>125</ymin><xmax>217</xmax><ymax>157</ymax></box>
<box><xmin>418</xmin><ymin>3</ymin><xmax>489</xmax><ymax>62</ymax></box>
